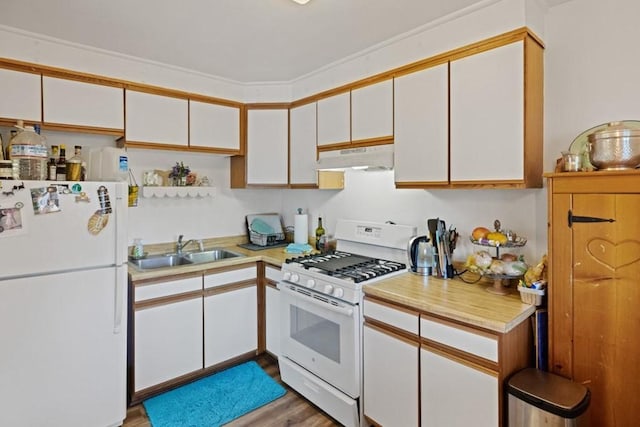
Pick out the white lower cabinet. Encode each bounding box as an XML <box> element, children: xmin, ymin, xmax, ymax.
<box><xmin>265</xmin><ymin>285</ymin><xmax>280</xmax><ymax>356</ymax></box>
<box><xmin>203</xmin><ymin>265</ymin><xmax>258</xmax><ymax>367</ymax></box>
<box><xmin>264</xmin><ymin>265</ymin><xmax>282</xmax><ymax>357</ymax></box>
<box><xmin>420</xmin><ymin>348</ymin><xmax>498</xmax><ymax>427</ymax></box>
<box><xmin>134</xmin><ymin>275</ymin><xmax>203</xmax><ymax>392</ymax></box>
<box><xmin>363</xmin><ymin>297</ymin><xmax>420</xmax><ymax>426</ymax></box>
<box><xmin>363</xmin><ymin>324</ymin><xmax>419</xmax><ymax>426</ymax></box>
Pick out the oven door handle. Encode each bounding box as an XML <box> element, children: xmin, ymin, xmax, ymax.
<box><xmin>280</xmin><ymin>285</ymin><xmax>355</xmax><ymax>318</ymax></box>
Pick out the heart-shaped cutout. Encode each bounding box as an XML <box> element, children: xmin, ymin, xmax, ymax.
<box><xmin>586</xmin><ymin>239</ymin><xmax>640</xmax><ymax>270</ymax></box>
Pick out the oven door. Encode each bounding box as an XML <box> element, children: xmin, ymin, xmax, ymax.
<box><xmin>279</xmin><ymin>283</ymin><xmax>360</xmax><ymax>398</ymax></box>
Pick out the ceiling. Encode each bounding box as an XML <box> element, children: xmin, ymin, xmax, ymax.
<box><xmin>0</xmin><ymin>0</ymin><xmax>567</xmax><ymax>83</ymax></box>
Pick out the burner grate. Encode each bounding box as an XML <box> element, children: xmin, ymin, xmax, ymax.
<box><xmin>286</xmin><ymin>251</ymin><xmax>406</xmax><ymax>283</ymax></box>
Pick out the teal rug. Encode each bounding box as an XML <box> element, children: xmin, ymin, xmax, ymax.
<box><xmin>143</xmin><ymin>361</ymin><xmax>286</xmax><ymax>427</ymax></box>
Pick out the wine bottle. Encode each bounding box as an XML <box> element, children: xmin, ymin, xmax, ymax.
<box><xmin>48</xmin><ymin>145</ymin><xmax>58</xmax><ymax>181</ymax></box>
<box><xmin>315</xmin><ymin>217</ymin><xmax>325</xmax><ymax>251</ymax></box>
<box><xmin>56</xmin><ymin>144</ymin><xmax>67</xmax><ymax>181</ymax></box>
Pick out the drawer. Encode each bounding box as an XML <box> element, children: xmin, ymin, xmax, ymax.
<box><xmin>265</xmin><ymin>265</ymin><xmax>282</xmax><ymax>282</ymax></box>
<box><xmin>364</xmin><ymin>298</ymin><xmax>419</xmax><ymax>335</ymax></box>
<box><xmin>204</xmin><ymin>265</ymin><xmax>257</xmax><ymax>289</ymax></box>
<box><xmin>135</xmin><ymin>275</ymin><xmax>202</xmax><ymax>302</ymax></box>
<box><xmin>420</xmin><ymin>316</ymin><xmax>498</xmax><ymax>362</ymax></box>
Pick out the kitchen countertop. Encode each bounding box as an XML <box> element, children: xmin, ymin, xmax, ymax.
<box><xmin>128</xmin><ymin>236</ymin><xmax>298</xmax><ymax>282</ymax></box>
<box><xmin>363</xmin><ymin>273</ymin><xmax>536</xmax><ymax>333</ymax></box>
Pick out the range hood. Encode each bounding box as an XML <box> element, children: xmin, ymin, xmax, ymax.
<box><xmin>316</xmin><ymin>145</ymin><xmax>394</xmax><ymax>170</ymax></box>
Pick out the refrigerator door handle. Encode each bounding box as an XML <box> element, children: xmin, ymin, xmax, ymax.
<box><xmin>113</xmin><ymin>266</ymin><xmax>126</xmax><ymax>334</ymax></box>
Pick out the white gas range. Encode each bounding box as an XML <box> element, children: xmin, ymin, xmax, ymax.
<box><xmin>278</xmin><ymin>220</ymin><xmax>417</xmax><ymax>427</ymax></box>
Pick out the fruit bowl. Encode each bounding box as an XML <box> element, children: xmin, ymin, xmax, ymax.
<box><xmin>469</xmin><ymin>236</ymin><xmax>527</xmax><ymax>247</ymax></box>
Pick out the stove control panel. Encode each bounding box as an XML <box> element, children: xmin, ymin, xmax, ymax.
<box><xmin>280</xmin><ymin>266</ymin><xmax>360</xmax><ymax>304</ymax></box>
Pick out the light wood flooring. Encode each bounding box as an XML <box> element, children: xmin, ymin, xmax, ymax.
<box><xmin>123</xmin><ymin>355</ymin><xmax>341</xmax><ymax>427</ymax></box>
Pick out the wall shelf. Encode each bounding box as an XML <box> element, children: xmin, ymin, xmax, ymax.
<box><xmin>141</xmin><ymin>186</ymin><xmax>216</xmax><ymax>198</ymax></box>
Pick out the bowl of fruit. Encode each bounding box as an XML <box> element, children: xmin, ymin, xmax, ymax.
<box><xmin>469</xmin><ymin>219</ymin><xmax>527</xmax><ymax>248</ymax></box>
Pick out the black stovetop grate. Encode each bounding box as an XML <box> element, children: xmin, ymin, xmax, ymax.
<box><xmin>286</xmin><ymin>251</ymin><xmax>406</xmax><ymax>283</ymax></box>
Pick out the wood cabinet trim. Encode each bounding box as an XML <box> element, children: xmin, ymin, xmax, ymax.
<box><xmin>421</xmin><ymin>312</ymin><xmax>499</xmax><ymax>340</ymax></box>
<box><xmin>544</xmin><ymin>171</ymin><xmax>640</xmax><ymax>193</ymax></box>
<box><xmin>317</xmin><ymin>139</ymin><xmax>393</xmax><ymax>153</ymax></box>
<box><xmin>364</xmin><ymin>295</ymin><xmax>420</xmax><ymax>317</ymax></box>
<box><xmin>42</xmin><ymin>122</ymin><xmax>124</xmax><ymax>136</ymax></box>
<box><xmin>132</xmin><ymin>270</ymin><xmax>203</xmax><ymax>287</ymax></box>
<box><xmin>364</xmin><ymin>319</ymin><xmax>420</xmax><ymax>346</ymax></box>
<box><xmin>203</xmin><ymin>280</ymin><xmax>255</xmax><ymax>296</ymax></box>
<box><xmin>420</xmin><ymin>340</ymin><xmax>499</xmax><ymax>376</ymax></box>
<box><xmin>134</xmin><ymin>289</ymin><xmax>203</xmax><ymax>311</ymax></box>
<box><xmin>201</xmin><ymin>262</ymin><xmax>256</xmax><ymax>276</ymax></box>
<box><xmin>0</xmin><ymin>57</ymin><xmax>242</xmax><ymax>106</ymax></box>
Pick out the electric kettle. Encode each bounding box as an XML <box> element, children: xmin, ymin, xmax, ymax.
<box><xmin>407</xmin><ymin>235</ymin><xmax>433</xmax><ymax>276</ymax></box>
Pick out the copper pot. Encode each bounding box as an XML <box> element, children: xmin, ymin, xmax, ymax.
<box><xmin>588</xmin><ymin>121</ymin><xmax>640</xmax><ymax>170</ymax></box>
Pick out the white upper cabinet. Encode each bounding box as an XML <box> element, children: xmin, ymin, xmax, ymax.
<box><xmin>43</xmin><ymin>76</ymin><xmax>124</xmax><ymax>130</ymax></box>
<box><xmin>317</xmin><ymin>92</ymin><xmax>350</xmax><ymax>147</ymax></box>
<box><xmin>0</xmin><ymin>69</ymin><xmax>41</xmax><ymax>122</ymax></box>
<box><xmin>189</xmin><ymin>100</ymin><xmax>240</xmax><ymax>152</ymax></box>
<box><xmin>394</xmin><ymin>64</ymin><xmax>449</xmax><ymax>185</ymax></box>
<box><xmin>289</xmin><ymin>102</ymin><xmax>318</xmax><ymax>185</ymax></box>
<box><xmin>125</xmin><ymin>90</ymin><xmax>188</xmax><ymax>146</ymax></box>
<box><xmin>351</xmin><ymin>79</ymin><xmax>393</xmax><ymax>142</ymax></box>
<box><xmin>450</xmin><ymin>41</ymin><xmax>524</xmax><ymax>183</ymax></box>
<box><xmin>247</xmin><ymin>109</ymin><xmax>289</xmax><ymax>185</ymax></box>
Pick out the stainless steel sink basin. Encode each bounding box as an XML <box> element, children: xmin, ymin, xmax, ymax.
<box><xmin>182</xmin><ymin>248</ymin><xmax>243</xmax><ymax>264</ymax></box>
<box><xmin>129</xmin><ymin>254</ymin><xmax>193</xmax><ymax>270</ymax></box>
<box><xmin>129</xmin><ymin>248</ymin><xmax>244</xmax><ymax>270</ymax></box>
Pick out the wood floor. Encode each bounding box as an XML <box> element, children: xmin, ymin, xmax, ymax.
<box><xmin>123</xmin><ymin>354</ymin><xmax>341</xmax><ymax>427</ymax></box>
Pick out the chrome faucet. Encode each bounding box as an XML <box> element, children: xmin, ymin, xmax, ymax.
<box><xmin>176</xmin><ymin>235</ymin><xmax>203</xmax><ymax>255</ymax></box>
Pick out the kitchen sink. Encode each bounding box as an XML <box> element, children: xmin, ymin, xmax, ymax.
<box><xmin>129</xmin><ymin>254</ymin><xmax>193</xmax><ymax>270</ymax></box>
<box><xmin>129</xmin><ymin>248</ymin><xmax>244</xmax><ymax>270</ymax></box>
<box><xmin>182</xmin><ymin>248</ymin><xmax>243</xmax><ymax>264</ymax></box>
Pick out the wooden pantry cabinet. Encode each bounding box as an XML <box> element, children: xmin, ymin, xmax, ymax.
<box><xmin>546</xmin><ymin>171</ymin><xmax>640</xmax><ymax>427</ymax></box>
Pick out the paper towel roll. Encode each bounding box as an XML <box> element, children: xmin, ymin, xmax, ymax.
<box><xmin>294</xmin><ymin>214</ymin><xmax>308</xmax><ymax>244</ymax></box>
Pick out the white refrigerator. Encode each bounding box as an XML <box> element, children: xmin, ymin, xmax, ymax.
<box><xmin>0</xmin><ymin>180</ymin><xmax>128</xmax><ymax>427</ymax></box>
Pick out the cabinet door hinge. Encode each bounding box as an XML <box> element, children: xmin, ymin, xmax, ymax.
<box><xmin>567</xmin><ymin>210</ymin><xmax>616</xmax><ymax>227</ymax></box>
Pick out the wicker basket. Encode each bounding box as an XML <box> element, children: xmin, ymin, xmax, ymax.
<box><xmin>517</xmin><ymin>285</ymin><xmax>545</xmax><ymax>306</ymax></box>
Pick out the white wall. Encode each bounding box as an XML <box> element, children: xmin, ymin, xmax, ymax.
<box><xmin>544</xmin><ymin>0</ymin><xmax>640</xmax><ymax>168</ymax></box>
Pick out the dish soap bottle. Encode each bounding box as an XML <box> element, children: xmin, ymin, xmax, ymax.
<box><xmin>132</xmin><ymin>238</ymin><xmax>145</xmax><ymax>259</ymax></box>
<box><xmin>315</xmin><ymin>216</ymin><xmax>325</xmax><ymax>251</ymax></box>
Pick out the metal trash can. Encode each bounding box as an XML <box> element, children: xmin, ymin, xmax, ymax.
<box><xmin>507</xmin><ymin>368</ymin><xmax>590</xmax><ymax>427</ymax></box>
